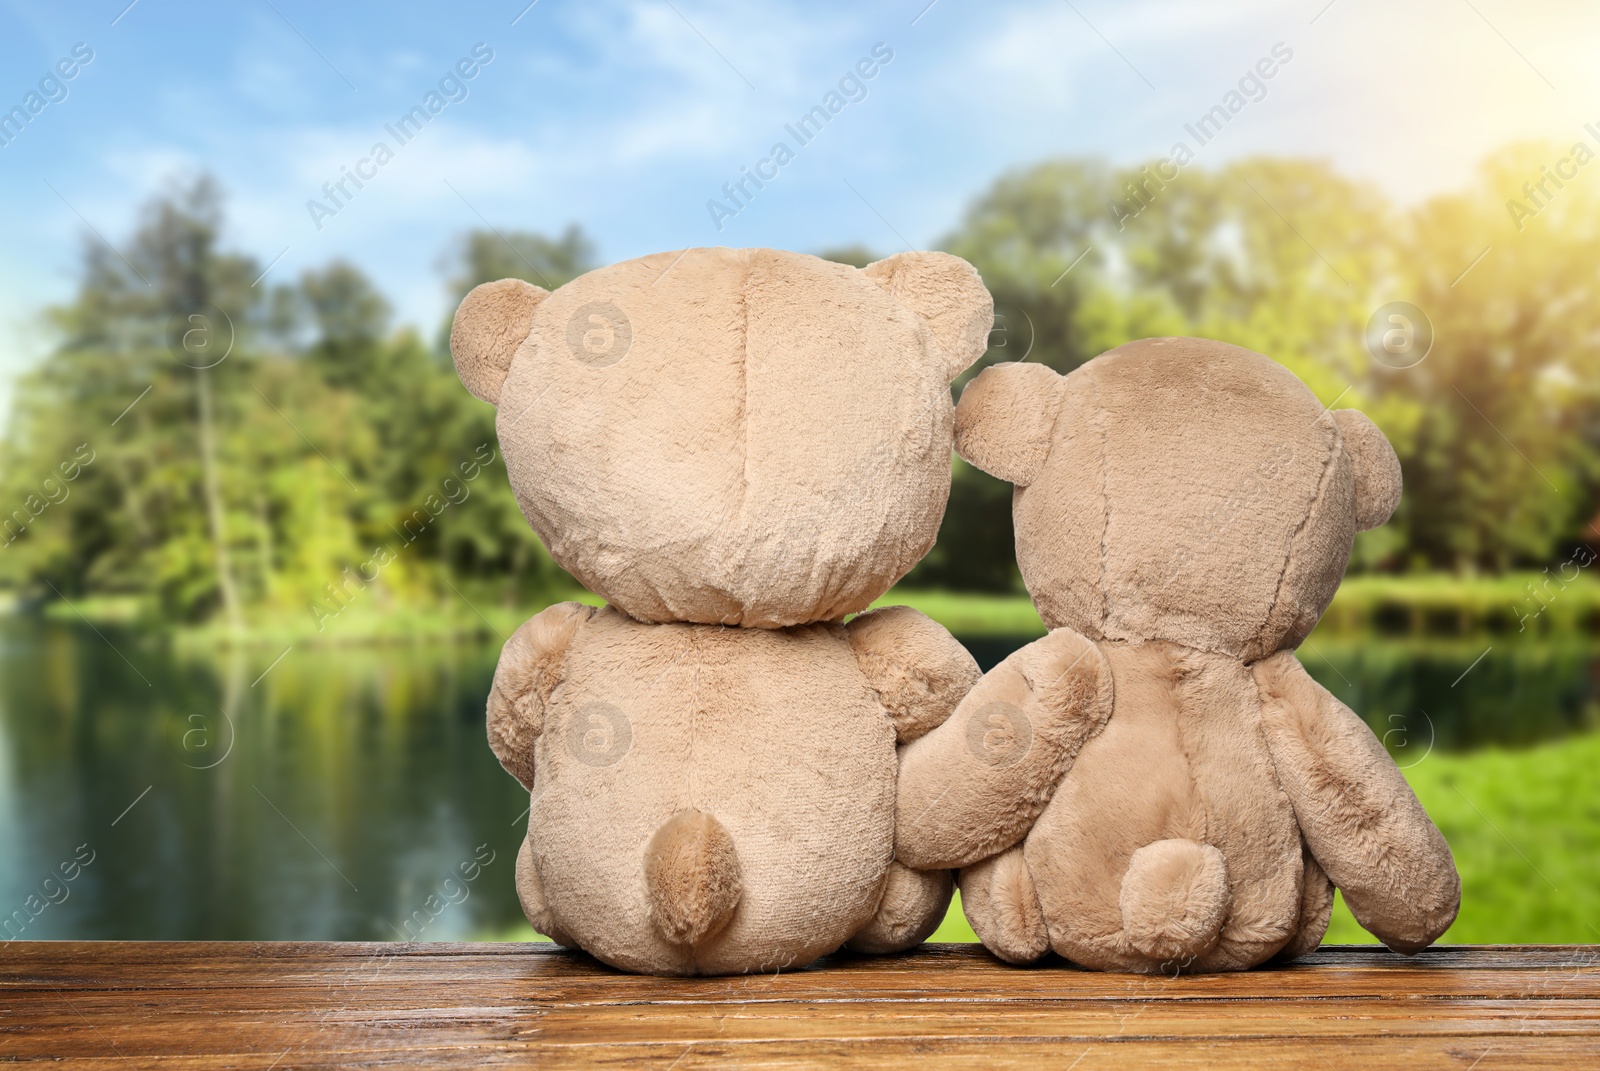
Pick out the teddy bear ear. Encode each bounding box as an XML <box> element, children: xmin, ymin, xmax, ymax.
<box><xmin>450</xmin><ymin>278</ymin><xmax>548</xmax><ymax>405</ymax></box>
<box><xmin>953</xmin><ymin>362</ymin><xmax>1064</xmax><ymax>486</ymax></box>
<box><xmin>862</xmin><ymin>251</ymin><xmax>994</xmax><ymax>382</ymax></box>
<box><xmin>1333</xmin><ymin>408</ymin><xmax>1402</xmax><ymax>530</ymax></box>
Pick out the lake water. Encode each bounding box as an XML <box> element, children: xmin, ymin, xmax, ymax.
<box><xmin>3</xmin><ymin>617</ymin><xmax>1596</xmax><ymax>940</ymax></box>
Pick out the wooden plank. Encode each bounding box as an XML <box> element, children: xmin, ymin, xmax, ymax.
<box><xmin>2</xmin><ymin>943</ymin><xmax>1597</xmax><ymax>1069</ymax></box>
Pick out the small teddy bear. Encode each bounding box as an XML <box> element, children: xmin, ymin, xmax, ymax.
<box><xmin>450</xmin><ymin>247</ymin><xmax>993</xmax><ymax>975</ymax></box>
<box><xmin>894</xmin><ymin>337</ymin><xmax>1460</xmax><ymax>973</ymax></box>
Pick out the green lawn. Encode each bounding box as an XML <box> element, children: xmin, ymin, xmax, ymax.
<box><xmin>1324</xmin><ymin>727</ymin><xmax>1600</xmax><ymax>945</ymax></box>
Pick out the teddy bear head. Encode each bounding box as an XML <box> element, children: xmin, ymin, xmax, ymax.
<box><xmin>451</xmin><ymin>247</ymin><xmax>992</xmax><ymax>628</ymax></box>
<box><xmin>954</xmin><ymin>337</ymin><xmax>1401</xmax><ymax>661</ymax></box>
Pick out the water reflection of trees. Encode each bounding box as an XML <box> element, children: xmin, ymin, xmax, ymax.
<box><xmin>0</xmin><ymin>620</ymin><xmax>528</xmax><ymax>940</ymax></box>
<box><xmin>1300</xmin><ymin>636</ymin><xmax>1600</xmax><ymax>752</ymax></box>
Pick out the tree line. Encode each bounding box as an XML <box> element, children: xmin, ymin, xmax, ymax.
<box><xmin>1</xmin><ymin>144</ymin><xmax>1597</xmax><ymax>630</ymax></box>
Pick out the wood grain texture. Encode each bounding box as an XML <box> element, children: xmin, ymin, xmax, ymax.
<box><xmin>2</xmin><ymin>943</ymin><xmax>1597</xmax><ymax>1068</ymax></box>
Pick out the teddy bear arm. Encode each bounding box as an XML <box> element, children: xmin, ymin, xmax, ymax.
<box><xmin>1253</xmin><ymin>651</ymin><xmax>1461</xmax><ymax>954</ymax></box>
<box><xmin>846</xmin><ymin>605</ymin><xmax>983</xmax><ymax>745</ymax></box>
<box><xmin>893</xmin><ymin>627</ymin><xmax>1113</xmax><ymax>870</ymax></box>
<box><xmin>487</xmin><ymin>602</ymin><xmax>596</xmax><ymax>792</ymax></box>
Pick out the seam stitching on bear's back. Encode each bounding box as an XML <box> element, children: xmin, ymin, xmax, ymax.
<box><xmin>1034</xmin><ymin>372</ymin><xmax>1077</xmax><ymax>631</ymax></box>
<box><xmin>1166</xmin><ymin>646</ymin><xmax>1208</xmax><ymax>849</ymax></box>
<box><xmin>720</xmin><ymin>255</ymin><xmax>753</xmax><ymax>626</ymax></box>
<box><xmin>1090</xmin><ymin>368</ymin><xmax>1112</xmax><ymax>634</ymax></box>
<box><xmin>1252</xmin><ymin>416</ymin><xmax>1339</xmax><ymax>659</ymax></box>
<box><xmin>686</xmin><ymin>626</ymin><xmax>702</xmax><ymax>813</ymax></box>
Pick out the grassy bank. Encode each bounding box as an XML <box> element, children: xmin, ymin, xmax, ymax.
<box><xmin>171</xmin><ymin>590</ymin><xmax>605</xmax><ymax>650</ymax></box>
<box><xmin>11</xmin><ymin>570</ymin><xmax>1598</xmax><ymax>644</ymax></box>
<box><xmin>891</xmin><ymin>572</ymin><xmax>1600</xmax><ymax>638</ymax></box>
<box><xmin>1320</xmin><ymin>572</ymin><xmax>1600</xmax><ymax>635</ymax></box>
<box><xmin>871</xmin><ymin>589</ymin><xmax>1047</xmax><ymax>637</ymax></box>
<box><xmin>16</xmin><ymin>589</ymin><xmax>603</xmax><ymax>649</ymax></box>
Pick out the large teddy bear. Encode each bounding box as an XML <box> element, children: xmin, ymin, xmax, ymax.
<box><xmin>895</xmin><ymin>337</ymin><xmax>1461</xmax><ymax>973</ymax></box>
<box><xmin>450</xmin><ymin>247</ymin><xmax>992</xmax><ymax>975</ymax></box>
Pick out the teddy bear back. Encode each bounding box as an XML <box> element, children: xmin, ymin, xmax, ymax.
<box><xmin>454</xmin><ymin>247</ymin><xmax>992</xmax><ymax>628</ymax></box>
<box><xmin>957</xmin><ymin>337</ymin><xmax>1401</xmax><ymax>662</ymax></box>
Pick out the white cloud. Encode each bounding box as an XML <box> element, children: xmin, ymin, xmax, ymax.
<box><xmin>6</xmin><ymin>0</ymin><xmax>1600</xmax><ymax>396</ymax></box>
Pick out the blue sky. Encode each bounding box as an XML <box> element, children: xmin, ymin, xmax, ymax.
<box><xmin>0</xmin><ymin>0</ymin><xmax>1596</xmax><ymax>402</ymax></box>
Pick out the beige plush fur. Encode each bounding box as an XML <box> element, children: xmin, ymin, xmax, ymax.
<box><xmin>899</xmin><ymin>337</ymin><xmax>1459</xmax><ymax>973</ymax></box>
<box><xmin>454</xmin><ymin>248</ymin><xmax>992</xmax><ymax>975</ymax></box>
<box><xmin>470</xmin><ymin>247</ymin><xmax>992</xmax><ymax>629</ymax></box>
<box><xmin>957</xmin><ymin>846</ymin><xmax>1049</xmax><ymax>964</ymax></box>
<box><xmin>846</xmin><ymin>862</ymin><xmax>956</xmax><ymax>954</ymax></box>
<box><xmin>644</xmin><ymin>810</ymin><xmax>743</xmax><ymax>945</ymax></box>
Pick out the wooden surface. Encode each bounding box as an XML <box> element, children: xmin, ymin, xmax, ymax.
<box><xmin>3</xmin><ymin>943</ymin><xmax>1598</xmax><ymax>1068</ymax></box>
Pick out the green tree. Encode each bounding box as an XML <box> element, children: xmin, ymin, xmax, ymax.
<box><xmin>441</xmin><ymin>224</ymin><xmax>595</xmax><ymax>304</ymax></box>
<box><xmin>1</xmin><ymin>178</ymin><xmax>603</xmax><ymax>629</ymax></box>
<box><xmin>1371</xmin><ymin>144</ymin><xmax>1600</xmax><ymax>571</ymax></box>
